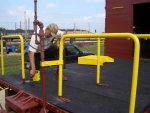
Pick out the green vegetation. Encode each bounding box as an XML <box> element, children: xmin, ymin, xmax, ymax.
<box><xmin>0</xmin><ymin>43</ymin><xmax>104</xmax><ymax>75</ymax></box>
<box><xmin>77</xmin><ymin>43</ymin><xmax>104</xmax><ymax>55</ymax></box>
<box><xmin>0</xmin><ymin>55</ymin><xmax>21</xmax><ymax>75</ymax></box>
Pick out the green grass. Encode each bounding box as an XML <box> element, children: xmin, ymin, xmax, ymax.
<box><xmin>78</xmin><ymin>43</ymin><xmax>104</xmax><ymax>55</ymax></box>
<box><xmin>0</xmin><ymin>43</ymin><xmax>104</xmax><ymax>74</ymax></box>
<box><xmin>0</xmin><ymin>55</ymin><xmax>21</xmax><ymax>75</ymax></box>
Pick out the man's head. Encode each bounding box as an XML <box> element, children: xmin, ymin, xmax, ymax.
<box><xmin>45</xmin><ymin>23</ymin><xmax>58</xmax><ymax>38</ymax></box>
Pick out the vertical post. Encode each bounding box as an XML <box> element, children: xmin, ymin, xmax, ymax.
<box><xmin>1</xmin><ymin>35</ymin><xmax>25</xmax><ymax>78</ymax></box>
<box><xmin>1</xmin><ymin>37</ymin><xmax>4</xmax><ymax>75</ymax></box>
<box><xmin>129</xmin><ymin>35</ymin><xmax>140</xmax><ymax>113</ymax></box>
<box><xmin>34</xmin><ymin>0</ymin><xmax>38</xmax><ymax>44</ymax></box>
<box><xmin>58</xmin><ymin>37</ymin><xmax>64</xmax><ymax>96</ymax></box>
<box><xmin>34</xmin><ymin>0</ymin><xmax>46</xmax><ymax>112</ymax></box>
<box><xmin>39</xmin><ymin>27</ymin><xmax>47</xmax><ymax>112</ymax></box>
<box><xmin>20</xmin><ymin>36</ymin><xmax>25</xmax><ymax>79</ymax></box>
<box><xmin>96</xmin><ymin>38</ymin><xmax>101</xmax><ymax>84</ymax></box>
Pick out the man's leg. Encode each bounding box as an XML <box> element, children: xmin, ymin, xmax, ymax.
<box><xmin>34</xmin><ymin>52</ymin><xmax>41</xmax><ymax>70</ymax></box>
<box><xmin>45</xmin><ymin>45</ymin><xmax>68</xmax><ymax>80</ymax></box>
<box><xmin>32</xmin><ymin>52</ymin><xmax>41</xmax><ymax>81</ymax></box>
<box><xmin>24</xmin><ymin>52</ymin><xmax>41</xmax><ymax>83</ymax></box>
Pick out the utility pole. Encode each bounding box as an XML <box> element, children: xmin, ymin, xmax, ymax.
<box><xmin>15</xmin><ymin>22</ymin><xmax>17</xmax><ymax>30</ymax></box>
<box><xmin>28</xmin><ymin>18</ymin><xmax>30</xmax><ymax>31</ymax></box>
<box><xmin>70</xmin><ymin>23</ymin><xmax>76</xmax><ymax>43</ymax></box>
<box><xmin>20</xmin><ymin>21</ymin><xmax>22</xmax><ymax>29</ymax></box>
<box><xmin>88</xmin><ymin>22</ymin><xmax>91</xmax><ymax>33</ymax></box>
<box><xmin>24</xmin><ymin>11</ymin><xmax>27</xmax><ymax>36</ymax></box>
<box><xmin>14</xmin><ymin>22</ymin><xmax>17</xmax><ymax>34</ymax></box>
<box><xmin>73</xmin><ymin>23</ymin><xmax>76</xmax><ymax>33</ymax></box>
<box><xmin>19</xmin><ymin>21</ymin><xmax>22</xmax><ymax>34</ymax></box>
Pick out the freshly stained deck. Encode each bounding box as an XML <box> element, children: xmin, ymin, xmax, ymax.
<box><xmin>0</xmin><ymin>59</ymin><xmax>150</xmax><ymax>113</ymax></box>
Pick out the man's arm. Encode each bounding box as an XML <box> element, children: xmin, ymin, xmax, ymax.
<box><xmin>28</xmin><ymin>35</ymin><xmax>39</xmax><ymax>76</ymax></box>
<box><xmin>29</xmin><ymin>51</ymin><xmax>36</xmax><ymax>76</ymax></box>
<box><xmin>55</xmin><ymin>30</ymin><xmax>66</xmax><ymax>47</ymax></box>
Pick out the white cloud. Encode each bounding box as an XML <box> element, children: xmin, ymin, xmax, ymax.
<box><xmin>95</xmin><ymin>13</ymin><xmax>105</xmax><ymax>18</ymax></box>
<box><xmin>50</xmin><ymin>12</ymin><xmax>105</xmax><ymax>33</ymax></box>
<box><xmin>48</xmin><ymin>3</ymin><xmax>56</xmax><ymax>8</ymax></box>
<box><xmin>6</xmin><ymin>6</ymin><xmax>34</xmax><ymax>29</ymax></box>
<box><xmin>69</xmin><ymin>13</ymin><xmax>105</xmax><ymax>32</ymax></box>
<box><xmin>73</xmin><ymin>13</ymin><xmax>105</xmax><ymax>23</ymax></box>
<box><xmin>8</xmin><ymin>6</ymin><xmax>33</xmax><ymax>17</ymax></box>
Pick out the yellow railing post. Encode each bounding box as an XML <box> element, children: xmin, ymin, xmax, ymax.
<box><xmin>129</xmin><ymin>34</ymin><xmax>150</xmax><ymax>113</ymax></box>
<box><xmin>97</xmin><ymin>38</ymin><xmax>101</xmax><ymax>84</ymax></box>
<box><xmin>59</xmin><ymin>33</ymin><xmax>140</xmax><ymax>113</ymax></box>
<box><xmin>128</xmin><ymin>34</ymin><xmax>140</xmax><ymax>113</ymax></box>
<box><xmin>1</xmin><ymin>35</ymin><xmax>25</xmax><ymax>79</ymax></box>
<box><xmin>1</xmin><ymin>39</ymin><xmax>4</xmax><ymax>75</ymax></box>
<box><xmin>58</xmin><ymin>38</ymin><xmax>64</xmax><ymax>96</ymax></box>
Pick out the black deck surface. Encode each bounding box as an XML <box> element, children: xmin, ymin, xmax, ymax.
<box><xmin>0</xmin><ymin>59</ymin><xmax>150</xmax><ymax>113</ymax></box>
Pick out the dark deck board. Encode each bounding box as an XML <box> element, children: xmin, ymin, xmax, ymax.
<box><xmin>0</xmin><ymin>59</ymin><xmax>150</xmax><ymax>113</ymax></box>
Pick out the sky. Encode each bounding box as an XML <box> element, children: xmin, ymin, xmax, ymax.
<box><xmin>0</xmin><ymin>0</ymin><xmax>105</xmax><ymax>33</ymax></box>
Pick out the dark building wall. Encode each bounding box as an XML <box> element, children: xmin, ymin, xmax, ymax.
<box><xmin>105</xmin><ymin>0</ymin><xmax>150</xmax><ymax>59</ymax></box>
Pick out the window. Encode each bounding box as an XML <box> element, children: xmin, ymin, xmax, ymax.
<box><xmin>66</xmin><ymin>45</ymin><xmax>80</xmax><ymax>56</ymax></box>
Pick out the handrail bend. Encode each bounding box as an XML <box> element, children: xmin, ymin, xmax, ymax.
<box><xmin>59</xmin><ymin>33</ymin><xmax>140</xmax><ymax>113</ymax></box>
<box><xmin>1</xmin><ymin>35</ymin><xmax>25</xmax><ymax>79</ymax></box>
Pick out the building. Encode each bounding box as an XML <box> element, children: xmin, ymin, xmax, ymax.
<box><xmin>6</xmin><ymin>29</ymin><xmax>34</xmax><ymax>37</ymax></box>
<box><xmin>5</xmin><ymin>29</ymin><xmax>89</xmax><ymax>35</ymax></box>
<box><xmin>105</xmin><ymin>0</ymin><xmax>150</xmax><ymax>59</ymax></box>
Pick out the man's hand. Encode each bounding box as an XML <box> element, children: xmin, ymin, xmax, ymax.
<box><xmin>30</xmin><ymin>69</ymin><xmax>36</xmax><ymax>77</ymax></box>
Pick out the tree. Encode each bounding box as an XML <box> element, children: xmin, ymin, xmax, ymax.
<box><xmin>0</xmin><ymin>27</ymin><xmax>6</xmax><ymax>35</ymax></box>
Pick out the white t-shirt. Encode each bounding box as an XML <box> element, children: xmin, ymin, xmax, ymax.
<box><xmin>29</xmin><ymin>30</ymin><xmax>64</xmax><ymax>53</ymax></box>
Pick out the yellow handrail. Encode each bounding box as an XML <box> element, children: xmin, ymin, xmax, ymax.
<box><xmin>136</xmin><ymin>34</ymin><xmax>150</xmax><ymax>39</ymax></box>
<box><xmin>97</xmin><ymin>38</ymin><xmax>101</xmax><ymax>84</ymax></box>
<box><xmin>59</xmin><ymin>33</ymin><xmax>140</xmax><ymax>113</ymax></box>
<box><xmin>1</xmin><ymin>35</ymin><xmax>25</xmax><ymax>79</ymax></box>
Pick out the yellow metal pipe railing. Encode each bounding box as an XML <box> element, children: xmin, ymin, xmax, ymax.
<box><xmin>59</xmin><ymin>33</ymin><xmax>140</xmax><ymax>113</ymax></box>
<box><xmin>1</xmin><ymin>35</ymin><xmax>25</xmax><ymax>79</ymax></box>
<box><xmin>97</xmin><ymin>38</ymin><xmax>101</xmax><ymax>84</ymax></box>
<box><xmin>136</xmin><ymin>34</ymin><xmax>150</xmax><ymax>39</ymax></box>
